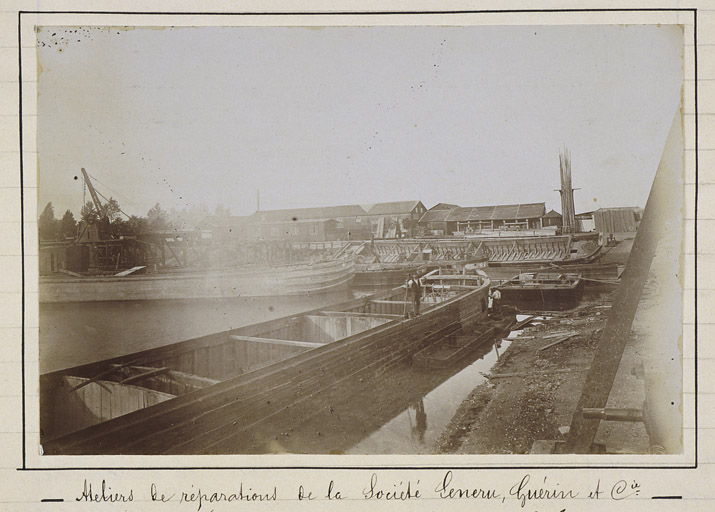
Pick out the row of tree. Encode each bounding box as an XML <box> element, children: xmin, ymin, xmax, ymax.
<box><xmin>38</xmin><ymin>203</ymin><xmax>78</xmax><ymax>241</ymax></box>
<box><xmin>38</xmin><ymin>199</ymin><xmax>232</xmax><ymax>242</ymax></box>
<box><xmin>39</xmin><ymin>200</ymin><xmax>173</xmax><ymax>242</ymax></box>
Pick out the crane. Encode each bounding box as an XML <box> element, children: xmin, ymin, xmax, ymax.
<box><xmin>81</xmin><ymin>167</ymin><xmax>104</xmax><ymax>219</ymax></box>
<box><xmin>77</xmin><ymin>167</ymin><xmax>111</xmax><ymax>241</ymax></box>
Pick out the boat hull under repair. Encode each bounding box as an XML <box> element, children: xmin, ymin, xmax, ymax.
<box><xmin>38</xmin><ymin>258</ymin><xmax>355</xmax><ymax>303</ymax></box>
<box><xmin>477</xmin><ymin>233</ymin><xmax>602</xmax><ymax>266</ymax></box>
<box><xmin>40</xmin><ymin>271</ymin><xmax>492</xmax><ymax>454</ymax></box>
<box><xmin>337</xmin><ymin>233</ymin><xmax>602</xmax><ymax>269</ymax></box>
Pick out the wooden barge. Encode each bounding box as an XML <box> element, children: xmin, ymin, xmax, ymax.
<box><xmin>40</xmin><ymin>269</ymin><xmax>492</xmax><ymax>454</ymax></box>
<box><xmin>478</xmin><ymin>233</ymin><xmax>602</xmax><ymax>266</ymax></box>
<box><xmin>38</xmin><ymin>257</ymin><xmax>355</xmax><ymax>303</ymax></box>
<box><xmin>334</xmin><ymin>233</ymin><xmax>602</xmax><ymax>270</ymax></box>
<box><xmin>496</xmin><ymin>272</ymin><xmax>585</xmax><ymax>311</ymax></box>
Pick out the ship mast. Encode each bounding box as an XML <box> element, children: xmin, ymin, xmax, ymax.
<box><xmin>558</xmin><ymin>148</ymin><xmax>577</xmax><ymax>234</ymax></box>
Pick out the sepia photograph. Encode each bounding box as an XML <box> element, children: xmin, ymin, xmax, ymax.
<box><xmin>34</xmin><ymin>22</ymin><xmax>687</xmax><ymax>457</ymax></box>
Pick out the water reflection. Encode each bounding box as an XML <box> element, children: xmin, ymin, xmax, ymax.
<box><xmin>349</xmin><ymin>339</ymin><xmax>510</xmax><ymax>454</ymax></box>
<box><xmin>408</xmin><ymin>399</ymin><xmax>427</xmax><ymax>444</ymax></box>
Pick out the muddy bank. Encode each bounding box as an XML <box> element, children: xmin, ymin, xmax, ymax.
<box><xmin>438</xmin><ymin>297</ymin><xmax>621</xmax><ymax>454</ymax></box>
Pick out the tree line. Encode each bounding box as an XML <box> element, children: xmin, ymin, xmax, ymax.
<box><xmin>38</xmin><ymin>199</ymin><xmax>231</xmax><ymax>242</ymax></box>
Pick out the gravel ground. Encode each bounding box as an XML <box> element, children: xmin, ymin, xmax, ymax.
<box><xmin>437</xmin><ymin>294</ymin><xmax>650</xmax><ymax>454</ymax></box>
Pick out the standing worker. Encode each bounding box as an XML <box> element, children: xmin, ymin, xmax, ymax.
<box><xmin>406</xmin><ymin>273</ymin><xmax>423</xmax><ymax>318</ymax></box>
<box><xmin>491</xmin><ymin>287</ymin><xmax>502</xmax><ymax>315</ymax></box>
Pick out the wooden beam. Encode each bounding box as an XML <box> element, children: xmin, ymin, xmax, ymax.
<box><xmin>537</xmin><ymin>334</ymin><xmax>578</xmax><ymax>352</ymax></box>
<box><xmin>371</xmin><ymin>300</ymin><xmax>410</xmax><ymax>305</ymax></box>
<box><xmin>113</xmin><ymin>266</ymin><xmax>146</xmax><ymax>277</ymax></box>
<box><xmin>119</xmin><ymin>367</ymin><xmax>170</xmax><ymax>385</ymax></box>
<box><xmin>67</xmin><ymin>358</ymin><xmax>142</xmax><ymax>394</ymax></box>
<box><xmin>422</xmin><ymin>274</ymin><xmax>483</xmax><ymax>281</ymax></box>
<box><xmin>512</xmin><ymin>315</ymin><xmax>537</xmax><ymax>330</ymax></box>
<box><xmin>319</xmin><ymin>311</ymin><xmax>402</xmax><ymax>319</ymax></box>
<box><xmin>229</xmin><ymin>335</ymin><xmax>323</xmax><ymax>349</ymax></box>
<box><xmin>165</xmin><ymin>242</ymin><xmax>183</xmax><ymax>267</ymax></box>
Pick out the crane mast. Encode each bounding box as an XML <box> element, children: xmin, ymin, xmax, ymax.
<box><xmin>81</xmin><ymin>167</ymin><xmax>103</xmax><ymax>216</ymax></box>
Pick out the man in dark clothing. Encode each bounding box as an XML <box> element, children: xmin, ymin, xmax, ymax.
<box><xmin>406</xmin><ymin>273</ymin><xmax>422</xmax><ymax>317</ymax></box>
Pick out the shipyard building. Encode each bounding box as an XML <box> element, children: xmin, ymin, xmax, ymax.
<box><xmin>418</xmin><ymin>202</ymin><xmax>558</xmax><ymax>236</ymax></box>
<box><xmin>226</xmin><ymin>201</ymin><xmax>427</xmax><ymax>242</ymax></box>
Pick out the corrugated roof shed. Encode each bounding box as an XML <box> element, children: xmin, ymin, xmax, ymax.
<box><xmin>419</xmin><ymin>209</ymin><xmax>452</xmax><ymax>223</ymax></box>
<box><xmin>366</xmin><ymin>201</ymin><xmax>422</xmax><ymax>216</ymax></box>
<box><xmin>445</xmin><ymin>203</ymin><xmax>546</xmax><ymax>222</ymax></box>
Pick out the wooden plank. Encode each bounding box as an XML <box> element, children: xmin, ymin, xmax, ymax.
<box><xmin>113</xmin><ymin>266</ymin><xmax>146</xmax><ymax>277</ymax></box>
<box><xmin>229</xmin><ymin>335</ymin><xmax>323</xmax><ymax>349</ymax></box>
<box><xmin>100</xmin><ymin>383</ymin><xmax>110</xmax><ymax>422</ymax></box>
<box><xmin>119</xmin><ymin>367</ymin><xmax>170</xmax><ymax>385</ymax></box>
<box><xmin>423</xmin><ymin>274</ymin><xmax>483</xmax><ymax>281</ymax></box>
<box><xmin>512</xmin><ymin>315</ymin><xmax>536</xmax><ymax>330</ymax></box>
<box><xmin>67</xmin><ymin>358</ymin><xmax>141</xmax><ymax>394</ymax></box>
<box><xmin>371</xmin><ymin>300</ymin><xmax>410</xmax><ymax>305</ymax></box>
<box><xmin>319</xmin><ymin>311</ymin><xmax>402</xmax><ymax>319</ymax></box>
<box><xmin>537</xmin><ymin>334</ymin><xmax>578</xmax><ymax>352</ymax></box>
<box><xmin>542</xmin><ymin>331</ymin><xmax>578</xmax><ymax>339</ymax></box>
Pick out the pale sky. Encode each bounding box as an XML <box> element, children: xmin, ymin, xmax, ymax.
<box><xmin>37</xmin><ymin>24</ymin><xmax>683</xmax><ymax>219</ymax></box>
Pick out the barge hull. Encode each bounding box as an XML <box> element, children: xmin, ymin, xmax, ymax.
<box><xmin>41</xmin><ymin>275</ymin><xmax>490</xmax><ymax>455</ymax></box>
<box><xmin>39</xmin><ymin>258</ymin><xmax>355</xmax><ymax>303</ymax></box>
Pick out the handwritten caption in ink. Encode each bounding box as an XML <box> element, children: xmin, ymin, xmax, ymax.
<box><xmin>73</xmin><ymin>472</ymin><xmax>642</xmax><ymax>509</ymax></box>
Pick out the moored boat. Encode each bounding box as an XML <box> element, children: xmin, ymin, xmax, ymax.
<box><xmin>40</xmin><ymin>269</ymin><xmax>495</xmax><ymax>454</ymax></box>
<box><xmin>483</xmin><ymin>261</ymin><xmax>621</xmax><ymax>284</ymax></box>
<box><xmin>38</xmin><ymin>257</ymin><xmax>356</xmax><ymax>303</ymax></box>
<box><xmin>495</xmin><ymin>272</ymin><xmax>585</xmax><ymax>311</ymax></box>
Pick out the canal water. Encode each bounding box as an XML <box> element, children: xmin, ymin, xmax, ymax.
<box><xmin>39</xmin><ymin>288</ymin><xmax>351</xmax><ymax>374</ymax></box>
